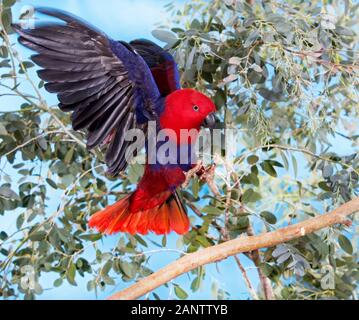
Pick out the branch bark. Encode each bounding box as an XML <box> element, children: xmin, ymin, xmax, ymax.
<box><xmin>246</xmin><ymin>224</ymin><xmax>274</xmax><ymax>300</ymax></box>
<box><xmin>108</xmin><ymin>198</ymin><xmax>359</xmax><ymax>300</ymax></box>
<box><xmin>233</xmin><ymin>256</ymin><xmax>259</xmax><ymax>300</ymax></box>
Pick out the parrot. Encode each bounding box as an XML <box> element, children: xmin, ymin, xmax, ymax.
<box><xmin>13</xmin><ymin>7</ymin><xmax>217</xmax><ymax>236</ymax></box>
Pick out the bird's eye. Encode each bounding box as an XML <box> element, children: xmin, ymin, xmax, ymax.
<box><xmin>193</xmin><ymin>105</ymin><xmax>200</xmax><ymax>112</ymax></box>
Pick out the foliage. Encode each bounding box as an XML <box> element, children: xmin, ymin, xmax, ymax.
<box><xmin>0</xmin><ymin>0</ymin><xmax>358</xmax><ymax>300</ymax></box>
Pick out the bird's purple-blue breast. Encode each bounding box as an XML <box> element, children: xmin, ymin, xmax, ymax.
<box><xmin>147</xmin><ymin>137</ymin><xmax>197</xmax><ymax>172</ymax></box>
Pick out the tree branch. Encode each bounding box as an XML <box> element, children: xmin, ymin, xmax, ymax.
<box><xmin>233</xmin><ymin>255</ymin><xmax>259</xmax><ymax>300</ymax></box>
<box><xmin>246</xmin><ymin>224</ymin><xmax>274</xmax><ymax>300</ymax></box>
<box><xmin>108</xmin><ymin>197</ymin><xmax>359</xmax><ymax>300</ymax></box>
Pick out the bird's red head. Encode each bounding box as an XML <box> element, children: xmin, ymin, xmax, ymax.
<box><xmin>160</xmin><ymin>89</ymin><xmax>217</xmax><ymax>144</ymax></box>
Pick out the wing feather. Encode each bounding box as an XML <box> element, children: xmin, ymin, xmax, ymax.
<box><xmin>130</xmin><ymin>39</ymin><xmax>181</xmax><ymax>97</ymax></box>
<box><xmin>37</xmin><ymin>69</ymin><xmax>108</xmax><ymax>82</ymax></box>
<box><xmin>13</xmin><ymin>7</ymin><xmax>162</xmax><ymax>175</ymax></box>
<box><xmin>73</xmin><ymin>86</ymin><xmax>132</xmax><ymax>130</ymax></box>
<box><xmin>45</xmin><ymin>76</ymin><xmax>109</xmax><ymax>93</ymax></box>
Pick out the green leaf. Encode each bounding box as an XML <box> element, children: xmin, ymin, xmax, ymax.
<box><xmin>244</xmin><ymin>29</ymin><xmax>259</xmax><ymax>48</ymax></box>
<box><xmin>16</xmin><ymin>213</ymin><xmax>25</xmax><ymax>229</ymax></box>
<box><xmin>192</xmin><ymin>177</ymin><xmax>200</xmax><ymax>199</ymax></box>
<box><xmin>0</xmin><ymin>231</ymin><xmax>8</xmax><ymax>241</ymax></box>
<box><xmin>259</xmin><ymin>88</ymin><xmax>284</xmax><ymax>102</ymax></box>
<box><xmin>101</xmin><ymin>260</ymin><xmax>113</xmax><ymax>276</ymax></box>
<box><xmin>0</xmin><ymin>59</ymin><xmax>11</xmax><ymax>68</ymax></box>
<box><xmin>242</xmin><ymin>189</ymin><xmax>261</xmax><ymax>203</ymax></box>
<box><xmin>338</xmin><ymin>235</ymin><xmax>353</xmax><ymax>255</ymax></box>
<box><xmin>174</xmin><ymin>285</ymin><xmax>188</xmax><ymax>300</ymax></box>
<box><xmin>186</xmin><ymin>46</ymin><xmax>196</xmax><ymax>70</ymax></box>
<box><xmin>267</xmin><ymin>160</ymin><xmax>284</xmax><ymax>168</ymax></box>
<box><xmin>3</xmin><ymin>0</ymin><xmax>16</xmax><ymax>8</ymax></box>
<box><xmin>0</xmin><ymin>186</ymin><xmax>20</xmax><ymax>201</ymax></box>
<box><xmin>261</xmin><ymin>162</ymin><xmax>277</xmax><ymax>178</ymax></box>
<box><xmin>190</xmin><ymin>18</ymin><xmax>202</xmax><ymax>30</ymax></box>
<box><xmin>292</xmin><ymin>155</ymin><xmax>298</xmax><ymax>179</ymax></box>
<box><xmin>64</xmin><ymin>147</ymin><xmax>74</xmax><ymax>164</ymax></box>
<box><xmin>46</xmin><ymin>178</ymin><xmax>58</xmax><ymax>190</ymax></box>
<box><xmin>322</xmin><ymin>165</ymin><xmax>333</xmax><ymax>179</ymax></box>
<box><xmin>279</xmin><ymin>151</ymin><xmax>289</xmax><ymax>171</ymax></box>
<box><xmin>0</xmin><ymin>45</ymin><xmax>8</xmax><ymax>58</ymax></box>
<box><xmin>87</xmin><ymin>280</ymin><xmax>95</xmax><ymax>291</ymax></box>
<box><xmin>80</xmin><ymin>233</ymin><xmax>102</xmax><ymax>242</ymax></box>
<box><xmin>1</xmin><ymin>8</ymin><xmax>13</xmax><ymax>34</ymax></box>
<box><xmin>196</xmin><ymin>235</ymin><xmax>212</xmax><ymax>248</ymax></box>
<box><xmin>318</xmin><ymin>181</ymin><xmax>331</xmax><ymax>192</ymax></box>
<box><xmin>214</xmin><ymin>89</ymin><xmax>226</xmax><ymax>109</ymax></box>
<box><xmin>191</xmin><ymin>277</ymin><xmax>201</xmax><ymax>292</ymax></box>
<box><xmin>29</xmin><ymin>231</ymin><xmax>47</xmax><ymax>242</ymax></box>
<box><xmin>152</xmin><ymin>29</ymin><xmax>178</xmax><ymax>45</ymax></box>
<box><xmin>237</xmin><ymin>216</ymin><xmax>249</xmax><ymax>229</ymax></box>
<box><xmin>250</xmin><ymin>63</ymin><xmax>263</xmax><ymax>72</ymax></box>
<box><xmin>103</xmin><ymin>275</ymin><xmax>116</xmax><ymax>286</ymax></box>
<box><xmin>134</xmin><ymin>235</ymin><xmax>148</xmax><ymax>247</ymax></box>
<box><xmin>53</xmin><ymin>278</ymin><xmax>63</xmax><ymax>287</ymax></box>
<box><xmin>335</xmin><ymin>26</ymin><xmax>356</xmax><ymax>37</ymax></box>
<box><xmin>66</xmin><ymin>262</ymin><xmax>77</xmax><ymax>286</ymax></box>
<box><xmin>120</xmin><ymin>260</ymin><xmax>134</xmax><ymax>279</ymax></box>
<box><xmin>260</xmin><ymin>211</ymin><xmax>277</xmax><ymax>224</ymax></box>
<box><xmin>202</xmin><ymin>206</ymin><xmax>223</xmax><ymax>215</ymax></box>
<box><xmin>260</xmin><ymin>263</ymin><xmax>274</xmax><ymax>277</ymax></box>
<box><xmin>247</xmin><ymin>155</ymin><xmax>259</xmax><ymax>165</ymax></box>
<box><xmin>0</xmin><ymin>123</ymin><xmax>8</xmax><ymax>135</ymax></box>
<box><xmin>127</xmin><ymin>163</ymin><xmax>144</xmax><ymax>184</ymax></box>
<box><xmin>21</xmin><ymin>61</ymin><xmax>35</xmax><ymax>69</ymax></box>
<box><xmin>241</xmin><ymin>172</ymin><xmax>259</xmax><ymax>187</ymax></box>
<box><xmin>60</xmin><ymin>174</ymin><xmax>74</xmax><ymax>188</ymax></box>
<box><xmin>152</xmin><ymin>292</ymin><xmax>161</xmax><ymax>300</ymax></box>
<box><xmin>162</xmin><ymin>235</ymin><xmax>167</xmax><ymax>247</ymax></box>
<box><xmin>229</xmin><ymin>57</ymin><xmax>242</xmax><ymax>65</ymax></box>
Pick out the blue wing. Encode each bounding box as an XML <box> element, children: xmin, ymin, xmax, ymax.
<box><xmin>13</xmin><ymin>7</ymin><xmax>162</xmax><ymax>175</ymax></box>
<box><xmin>130</xmin><ymin>39</ymin><xmax>181</xmax><ymax>97</ymax></box>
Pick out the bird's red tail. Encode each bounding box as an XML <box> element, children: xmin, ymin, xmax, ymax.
<box><xmin>88</xmin><ymin>193</ymin><xmax>190</xmax><ymax>235</ymax></box>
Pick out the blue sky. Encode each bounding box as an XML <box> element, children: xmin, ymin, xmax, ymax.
<box><xmin>14</xmin><ymin>0</ymin><xmax>171</xmax><ymax>40</ymax></box>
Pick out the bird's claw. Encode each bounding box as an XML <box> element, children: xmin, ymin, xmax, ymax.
<box><xmin>196</xmin><ymin>163</ymin><xmax>216</xmax><ymax>182</ymax></box>
<box><xmin>182</xmin><ymin>161</ymin><xmax>220</xmax><ymax>196</ymax></box>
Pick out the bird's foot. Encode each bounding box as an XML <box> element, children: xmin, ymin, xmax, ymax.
<box><xmin>182</xmin><ymin>161</ymin><xmax>204</xmax><ymax>188</ymax></box>
<box><xmin>182</xmin><ymin>161</ymin><xmax>220</xmax><ymax>197</ymax></box>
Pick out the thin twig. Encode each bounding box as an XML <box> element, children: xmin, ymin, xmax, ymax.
<box><xmin>1</xmin><ymin>130</ymin><xmax>64</xmax><ymax>159</ymax></box>
<box><xmin>233</xmin><ymin>255</ymin><xmax>259</xmax><ymax>300</ymax></box>
<box><xmin>246</xmin><ymin>224</ymin><xmax>274</xmax><ymax>300</ymax></box>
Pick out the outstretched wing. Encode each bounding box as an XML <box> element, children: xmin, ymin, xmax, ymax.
<box><xmin>13</xmin><ymin>7</ymin><xmax>162</xmax><ymax>175</ymax></box>
<box><xmin>130</xmin><ymin>39</ymin><xmax>181</xmax><ymax>97</ymax></box>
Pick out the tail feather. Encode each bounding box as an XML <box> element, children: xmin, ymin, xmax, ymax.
<box><xmin>88</xmin><ymin>193</ymin><xmax>190</xmax><ymax>235</ymax></box>
<box><xmin>88</xmin><ymin>195</ymin><xmax>130</xmax><ymax>235</ymax></box>
<box><xmin>151</xmin><ymin>204</ymin><xmax>170</xmax><ymax>235</ymax></box>
<box><xmin>169</xmin><ymin>194</ymin><xmax>190</xmax><ymax>234</ymax></box>
<box><xmin>136</xmin><ymin>210</ymin><xmax>150</xmax><ymax>235</ymax></box>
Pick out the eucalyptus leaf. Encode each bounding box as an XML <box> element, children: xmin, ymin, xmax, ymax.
<box><xmin>338</xmin><ymin>235</ymin><xmax>353</xmax><ymax>255</ymax></box>
<box><xmin>174</xmin><ymin>285</ymin><xmax>188</xmax><ymax>300</ymax></box>
<box><xmin>0</xmin><ymin>186</ymin><xmax>20</xmax><ymax>201</ymax></box>
<box><xmin>152</xmin><ymin>29</ymin><xmax>178</xmax><ymax>45</ymax></box>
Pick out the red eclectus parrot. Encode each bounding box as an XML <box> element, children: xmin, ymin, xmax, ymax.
<box><xmin>13</xmin><ymin>8</ymin><xmax>217</xmax><ymax>236</ymax></box>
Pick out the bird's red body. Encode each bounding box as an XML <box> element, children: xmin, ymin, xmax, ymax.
<box><xmin>89</xmin><ymin>89</ymin><xmax>216</xmax><ymax>235</ymax></box>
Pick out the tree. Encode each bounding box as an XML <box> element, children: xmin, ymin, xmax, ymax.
<box><xmin>0</xmin><ymin>0</ymin><xmax>358</xmax><ymax>300</ymax></box>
